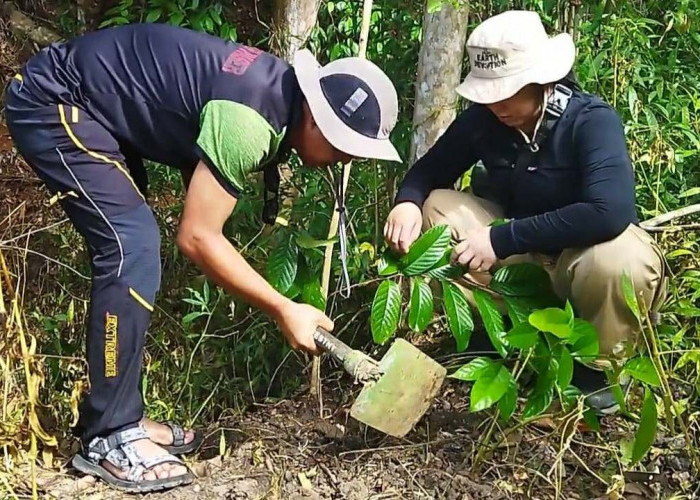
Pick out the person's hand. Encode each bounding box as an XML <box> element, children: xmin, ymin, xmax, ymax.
<box><xmin>451</xmin><ymin>226</ymin><xmax>497</xmax><ymax>272</ymax></box>
<box><xmin>384</xmin><ymin>202</ymin><xmax>423</xmax><ymax>254</ymax></box>
<box><xmin>275</xmin><ymin>302</ymin><xmax>334</xmax><ymax>355</ymax></box>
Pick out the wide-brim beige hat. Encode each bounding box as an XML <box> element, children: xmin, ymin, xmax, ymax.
<box><xmin>457</xmin><ymin>10</ymin><xmax>576</xmax><ymax>104</ymax></box>
<box><xmin>294</xmin><ymin>49</ymin><xmax>401</xmax><ymax>162</ymax></box>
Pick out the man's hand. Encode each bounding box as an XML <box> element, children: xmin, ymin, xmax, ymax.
<box><xmin>384</xmin><ymin>202</ymin><xmax>423</xmax><ymax>254</ymax></box>
<box><xmin>451</xmin><ymin>226</ymin><xmax>497</xmax><ymax>272</ymax></box>
<box><xmin>275</xmin><ymin>303</ymin><xmax>334</xmax><ymax>355</ymax></box>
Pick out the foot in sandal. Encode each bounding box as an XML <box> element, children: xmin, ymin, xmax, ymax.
<box><xmin>142</xmin><ymin>417</ymin><xmax>203</xmax><ymax>455</ymax></box>
<box><xmin>72</xmin><ymin>424</ymin><xmax>194</xmax><ymax>493</ymax></box>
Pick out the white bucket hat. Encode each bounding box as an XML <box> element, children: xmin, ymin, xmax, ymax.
<box><xmin>293</xmin><ymin>49</ymin><xmax>401</xmax><ymax>162</ymax></box>
<box><xmin>457</xmin><ymin>11</ymin><xmax>576</xmax><ymax>105</ymax></box>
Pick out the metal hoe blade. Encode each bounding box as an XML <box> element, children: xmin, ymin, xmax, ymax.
<box><xmin>349</xmin><ymin>339</ymin><xmax>447</xmax><ymax>438</ymax></box>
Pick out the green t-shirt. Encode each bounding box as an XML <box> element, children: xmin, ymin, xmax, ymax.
<box><xmin>196</xmin><ymin>100</ymin><xmax>286</xmax><ymax>195</ymax></box>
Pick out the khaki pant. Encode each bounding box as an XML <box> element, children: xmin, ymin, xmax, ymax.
<box><xmin>423</xmin><ymin>189</ymin><xmax>667</xmax><ymax>364</ymax></box>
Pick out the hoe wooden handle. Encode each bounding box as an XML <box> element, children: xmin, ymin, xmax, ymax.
<box><xmin>313</xmin><ymin>327</ymin><xmax>354</xmax><ymax>362</ymax></box>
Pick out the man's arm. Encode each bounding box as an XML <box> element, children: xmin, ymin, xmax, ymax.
<box><xmin>177</xmin><ymin>161</ymin><xmax>332</xmax><ymax>353</ymax></box>
<box><xmin>489</xmin><ymin>104</ymin><xmax>638</xmax><ymax>259</ymax></box>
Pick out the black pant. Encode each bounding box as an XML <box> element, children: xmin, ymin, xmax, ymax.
<box><xmin>6</xmin><ymin>76</ymin><xmax>161</xmax><ymax>443</ymax></box>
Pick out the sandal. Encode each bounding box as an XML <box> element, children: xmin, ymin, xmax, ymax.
<box><xmin>162</xmin><ymin>421</ymin><xmax>203</xmax><ymax>455</ymax></box>
<box><xmin>72</xmin><ymin>424</ymin><xmax>194</xmax><ymax>493</ymax></box>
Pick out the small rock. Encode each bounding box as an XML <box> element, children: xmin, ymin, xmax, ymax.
<box><xmin>193</xmin><ymin>484</ymin><xmax>201</xmax><ymax>493</ymax></box>
<box><xmin>76</xmin><ymin>475</ymin><xmax>97</xmax><ymax>491</ymax></box>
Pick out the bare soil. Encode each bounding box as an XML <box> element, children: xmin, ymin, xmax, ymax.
<box><xmin>11</xmin><ymin>380</ymin><xmax>695</xmax><ymax>499</ymax></box>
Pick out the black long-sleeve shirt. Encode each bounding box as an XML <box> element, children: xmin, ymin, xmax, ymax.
<box><xmin>395</xmin><ymin>90</ymin><xmax>639</xmax><ymax>259</ymax></box>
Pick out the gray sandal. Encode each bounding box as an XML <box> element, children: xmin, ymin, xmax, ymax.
<box><xmin>162</xmin><ymin>421</ymin><xmax>203</xmax><ymax>455</ymax></box>
<box><xmin>72</xmin><ymin>424</ymin><xmax>194</xmax><ymax>493</ymax></box>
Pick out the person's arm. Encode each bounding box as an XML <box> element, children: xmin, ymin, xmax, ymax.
<box><xmin>386</xmin><ymin>107</ymin><xmax>482</xmax><ymax>253</ymax></box>
<box><xmin>178</xmin><ymin>162</ymin><xmax>332</xmax><ymax>353</ymax></box>
<box><xmin>394</xmin><ymin>107</ymin><xmax>482</xmax><ymax>208</ymax></box>
<box><xmin>179</xmin><ymin>100</ymin><xmax>333</xmax><ymax>353</ymax></box>
<box><xmin>490</xmin><ymin>103</ymin><xmax>638</xmax><ymax>259</ymax></box>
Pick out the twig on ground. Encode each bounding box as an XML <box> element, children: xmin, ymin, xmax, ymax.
<box><xmin>395</xmin><ymin>458</ymin><xmax>431</xmax><ymax>497</ymax></box>
<box><xmin>569</xmin><ymin>449</ymin><xmax>609</xmax><ymax>486</ymax></box>
<box><xmin>338</xmin><ymin>438</ymin><xmax>451</xmax><ymax>458</ymax></box>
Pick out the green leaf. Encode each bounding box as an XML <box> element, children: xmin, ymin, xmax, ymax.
<box><xmin>378</xmin><ymin>252</ymin><xmax>401</xmax><ymax>276</ymax></box>
<box><xmin>473</xmin><ymin>289</ymin><xmax>507</xmax><ymax>357</ymax></box>
<box><xmin>425</xmin><ymin>248</ymin><xmax>462</xmax><ymax>280</ymax></box>
<box><xmin>450</xmin><ymin>357</ymin><xmax>492</xmax><ymax>381</ymax></box>
<box><xmin>408</xmin><ymin>279</ymin><xmax>433</xmax><ymax>332</ymax></box>
<box><xmin>557</xmin><ymin>347</ymin><xmax>574</xmax><ymax>390</ymax></box>
<box><xmin>426</xmin><ymin>264</ymin><xmax>462</xmax><ymax>280</ymax></box>
<box><xmin>470</xmin><ymin>363</ymin><xmax>513</xmax><ymax>412</ymax></box>
<box><xmin>523</xmin><ymin>385</ymin><xmax>554</xmax><ymax>419</ymax></box>
<box><xmin>569</xmin><ymin>319</ymin><xmax>600</xmax><ymax>360</ymax></box>
<box><xmin>203</xmin><ymin>280</ymin><xmax>210</xmax><ymax>303</ymax></box>
<box><xmin>505</xmin><ymin>322</ymin><xmax>539</xmax><ymax>349</ymax></box>
<box><xmin>583</xmin><ymin>408</ymin><xmax>601</xmax><ymax>432</ymax></box>
<box><xmin>296</xmin><ymin>231</ymin><xmax>337</xmax><ymax>249</ymax></box>
<box><xmin>209</xmin><ymin>10</ymin><xmax>222</xmax><ymax>25</ymax></box>
<box><xmin>284</xmin><ymin>281</ymin><xmax>302</xmax><ymax>299</ymax></box>
<box><xmin>675</xmin><ymin>349</ymin><xmax>700</xmax><ymax>370</ymax></box>
<box><xmin>523</xmin><ymin>361</ymin><xmax>557</xmax><ymax>418</ymax></box>
<box><xmin>529</xmin><ymin>308</ymin><xmax>573</xmax><ymax>338</ymax></box>
<box><xmin>266</xmin><ymin>237</ymin><xmax>298</xmax><ymax>294</ymax></box>
<box><xmin>621</xmin><ymin>271</ymin><xmax>641</xmax><ymax>321</ymax></box>
<box><xmin>442</xmin><ymin>281</ymin><xmax>473</xmax><ymax>352</ymax></box>
<box><xmin>490</xmin><ymin>263</ymin><xmax>552</xmax><ymax>297</ymax></box>
<box><xmin>489</xmin><ymin>218</ymin><xmax>510</xmax><ymax>227</ymax></box>
<box><xmin>371</xmin><ymin>281</ymin><xmax>402</xmax><ymax>344</ymax></box>
<box><xmin>611</xmin><ymin>383</ymin><xmax>628</xmax><ymax>414</ymax></box>
<box><xmin>427</xmin><ymin>0</ymin><xmax>445</xmax><ymax>14</ymax></box>
<box><xmin>170</xmin><ymin>11</ymin><xmax>185</xmax><ymax>25</ymax></box>
<box><xmin>182</xmin><ymin>311</ymin><xmax>205</xmax><ymax>325</ymax></box>
<box><xmin>301</xmin><ymin>279</ymin><xmax>326</xmax><ymax>311</ymax></box>
<box><xmin>498</xmin><ymin>376</ymin><xmax>518</xmax><ymax>421</ymax></box>
<box><xmin>146</xmin><ymin>8</ymin><xmax>162</xmax><ymax>22</ymax></box>
<box><xmin>631</xmin><ymin>389</ymin><xmax>658</xmax><ymax>464</ymax></box>
<box><xmin>565</xmin><ymin>300</ymin><xmax>575</xmax><ymax>322</ymax></box>
<box><xmin>680</xmin><ymin>186</ymin><xmax>700</xmax><ymax>198</ymax></box>
<box><xmin>504</xmin><ymin>297</ymin><xmax>533</xmax><ymax>325</ymax></box>
<box><xmin>623</xmin><ymin>356</ymin><xmax>661</xmax><ymax>387</ymax></box>
<box><xmin>532</xmin><ymin>340</ymin><xmax>552</xmax><ymax>375</ymax></box>
<box><xmin>401</xmin><ymin>225</ymin><xmax>451</xmax><ymax>275</ymax></box>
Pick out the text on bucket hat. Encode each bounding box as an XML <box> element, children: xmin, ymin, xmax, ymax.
<box><xmin>456</xmin><ymin>10</ymin><xmax>576</xmax><ymax>105</ymax></box>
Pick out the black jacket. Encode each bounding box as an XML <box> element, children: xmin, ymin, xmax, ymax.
<box><xmin>395</xmin><ymin>89</ymin><xmax>638</xmax><ymax>258</ymax></box>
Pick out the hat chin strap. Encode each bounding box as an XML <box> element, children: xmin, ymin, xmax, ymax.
<box><xmin>517</xmin><ymin>85</ymin><xmax>552</xmax><ymax>152</ymax></box>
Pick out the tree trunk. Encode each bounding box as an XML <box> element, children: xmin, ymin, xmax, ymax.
<box><xmin>409</xmin><ymin>1</ymin><xmax>469</xmax><ymax>164</ymax></box>
<box><xmin>271</xmin><ymin>0</ymin><xmax>321</xmax><ymax>62</ymax></box>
